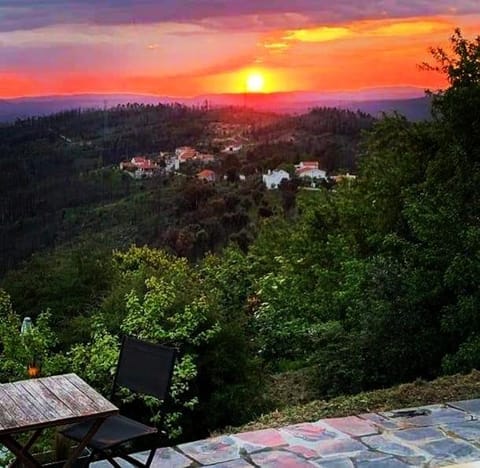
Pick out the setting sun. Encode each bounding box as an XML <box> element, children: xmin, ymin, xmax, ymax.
<box><xmin>246</xmin><ymin>72</ymin><xmax>265</xmax><ymax>93</ymax></box>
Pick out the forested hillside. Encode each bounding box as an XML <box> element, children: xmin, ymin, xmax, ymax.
<box><xmin>0</xmin><ymin>104</ymin><xmax>209</xmax><ymax>272</ymax></box>
<box><xmin>1</xmin><ymin>29</ymin><xmax>480</xmax><ymax>451</ymax></box>
<box><xmin>0</xmin><ymin>103</ymin><xmax>370</xmax><ymax>273</ymax></box>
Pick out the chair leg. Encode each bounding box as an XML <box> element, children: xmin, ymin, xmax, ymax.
<box><xmin>87</xmin><ymin>450</ymin><xmax>97</xmax><ymax>465</ymax></box>
<box><xmin>88</xmin><ymin>448</ymin><xmax>122</xmax><ymax>468</ymax></box>
<box><xmin>106</xmin><ymin>457</ymin><xmax>123</xmax><ymax>468</ymax></box>
<box><xmin>117</xmin><ymin>449</ymin><xmax>156</xmax><ymax>468</ymax></box>
<box><xmin>145</xmin><ymin>448</ymin><xmax>156</xmax><ymax>468</ymax></box>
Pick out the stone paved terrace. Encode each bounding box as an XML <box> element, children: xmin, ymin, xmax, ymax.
<box><xmin>91</xmin><ymin>399</ymin><xmax>480</xmax><ymax>467</ymax></box>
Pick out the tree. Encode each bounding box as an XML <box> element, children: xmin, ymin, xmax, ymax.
<box><xmin>415</xmin><ymin>30</ymin><xmax>480</xmax><ymax>374</ymax></box>
<box><xmin>422</xmin><ymin>29</ymin><xmax>480</xmax><ymax>88</ymax></box>
<box><xmin>278</xmin><ymin>178</ymin><xmax>299</xmax><ymax>218</ymax></box>
<box><xmin>246</xmin><ymin>29</ymin><xmax>480</xmax><ymax>390</ymax></box>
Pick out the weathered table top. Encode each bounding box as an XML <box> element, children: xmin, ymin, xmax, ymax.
<box><xmin>0</xmin><ymin>373</ymin><xmax>118</xmax><ymax>435</ymax></box>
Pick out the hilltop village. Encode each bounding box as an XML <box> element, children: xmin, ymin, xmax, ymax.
<box><xmin>119</xmin><ymin>120</ymin><xmax>355</xmax><ymax>188</ymax></box>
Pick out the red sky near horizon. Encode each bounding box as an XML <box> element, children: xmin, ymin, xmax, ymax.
<box><xmin>1</xmin><ymin>1</ymin><xmax>480</xmax><ymax>98</ymax></box>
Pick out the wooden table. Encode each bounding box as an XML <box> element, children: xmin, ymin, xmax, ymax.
<box><xmin>0</xmin><ymin>373</ymin><xmax>118</xmax><ymax>467</ymax></box>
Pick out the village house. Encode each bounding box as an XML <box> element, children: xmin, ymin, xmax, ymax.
<box><xmin>157</xmin><ymin>152</ymin><xmax>178</xmax><ymax>173</ymax></box>
<box><xmin>197</xmin><ymin>169</ymin><xmax>216</xmax><ymax>182</ymax></box>
<box><xmin>262</xmin><ymin>169</ymin><xmax>290</xmax><ymax>190</ymax></box>
<box><xmin>120</xmin><ymin>156</ymin><xmax>158</xmax><ymax>179</ymax></box>
<box><xmin>295</xmin><ymin>161</ymin><xmax>319</xmax><ymax>171</ymax></box>
<box><xmin>296</xmin><ymin>167</ymin><xmax>327</xmax><ymax>180</ymax></box>
<box><xmin>175</xmin><ymin>146</ymin><xmax>197</xmax><ymax>162</ymax></box>
<box><xmin>295</xmin><ymin>161</ymin><xmax>327</xmax><ymax>182</ymax></box>
<box><xmin>164</xmin><ymin>156</ymin><xmax>179</xmax><ymax>173</ymax></box>
<box><xmin>119</xmin><ymin>161</ymin><xmax>137</xmax><ymax>172</ymax></box>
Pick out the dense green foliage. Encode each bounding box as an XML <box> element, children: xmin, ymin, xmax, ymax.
<box><xmin>243</xmin><ymin>30</ymin><xmax>480</xmax><ymax>392</ymax></box>
<box><xmin>241</xmin><ymin>30</ymin><xmax>480</xmax><ymax>391</ymax></box>
<box><xmin>1</xmin><ymin>30</ymin><xmax>480</xmax><ymax>447</ymax></box>
<box><xmin>0</xmin><ymin>246</ymin><xmax>266</xmax><ymax>441</ymax></box>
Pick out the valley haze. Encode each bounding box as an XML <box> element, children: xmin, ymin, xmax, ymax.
<box><xmin>0</xmin><ymin>87</ymin><xmax>432</xmax><ymax>122</ymax></box>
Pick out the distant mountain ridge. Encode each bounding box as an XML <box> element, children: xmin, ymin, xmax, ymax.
<box><xmin>0</xmin><ymin>87</ymin><xmax>432</xmax><ymax>122</ymax></box>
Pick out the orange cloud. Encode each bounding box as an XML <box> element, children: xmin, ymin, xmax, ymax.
<box><xmin>272</xmin><ymin>18</ymin><xmax>453</xmax><ymax>49</ymax></box>
<box><xmin>284</xmin><ymin>26</ymin><xmax>351</xmax><ymax>43</ymax></box>
<box><xmin>355</xmin><ymin>18</ymin><xmax>452</xmax><ymax>37</ymax></box>
<box><xmin>262</xmin><ymin>17</ymin><xmax>453</xmax><ymax>51</ymax></box>
<box><xmin>250</xmin><ymin>15</ymin><xmax>461</xmax><ymax>94</ymax></box>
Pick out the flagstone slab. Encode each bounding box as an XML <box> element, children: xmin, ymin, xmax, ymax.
<box><xmin>312</xmin><ymin>438</ymin><xmax>368</xmax><ymax>458</ymax></box>
<box><xmin>356</xmin><ymin>458</ymin><xmax>414</xmax><ymax>468</ymax></box>
<box><xmin>250</xmin><ymin>449</ymin><xmax>317</xmax><ymax>467</ymax></box>
<box><xmin>419</xmin><ymin>438</ymin><xmax>480</xmax><ymax>464</ymax></box>
<box><xmin>354</xmin><ymin>452</ymin><xmax>395</xmax><ymax>463</ymax></box>
<box><xmin>443</xmin><ymin>421</ymin><xmax>480</xmax><ymax>441</ymax></box>
<box><xmin>359</xmin><ymin>413</ymin><xmax>405</xmax><ymax>430</ymax></box>
<box><xmin>232</xmin><ymin>428</ymin><xmax>287</xmax><ymax>452</ymax></box>
<box><xmin>325</xmin><ymin>416</ymin><xmax>378</xmax><ymax>437</ymax></box>
<box><xmin>398</xmin><ymin>457</ymin><xmax>426</xmax><ymax>466</ymax></box>
<box><xmin>356</xmin><ymin>452</ymin><xmax>425</xmax><ymax>467</ymax></box>
<box><xmin>392</xmin><ymin>427</ymin><xmax>445</xmax><ymax>443</ymax></box>
<box><xmin>177</xmin><ymin>435</ymin><xmax>240</xmax><ymax>465</ymax></box>
<box><xmin>281</xmin><ymin>422</ymin><xmax>345</xmax><ymax>444</ymax></box>
<box><xmin>381</xmin><ymin>405</ymin><xmax>468</xmax><ymax>428</ymax></box>
<box><xmin>449</xmin><ymin>400</ymin><xmax>480</xmax><ymax>416</ymax></box>
<box><xmin>288</xmin><ymin>444</ymin><xmax>325</xmax><ymax>459</ymax></box>
<box><xmin>361</xmin><ymin>435</ymin><xmax>426</xmax><ymax>460</ymax></box>
<box><xmin>313</xmin><ymin>458</ymin><xmax>355</xmax><ymax>468</ymax></box>
<box><xmin>151</xmin><ymin>447</ymin><xmax>193</xmax><ymax>467</ymax></box>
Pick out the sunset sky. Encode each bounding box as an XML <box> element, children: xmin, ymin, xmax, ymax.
<box><xmin>1</xmin><ymin>1</ymin><xmax>480</xmax><ymax>98</ymax></box>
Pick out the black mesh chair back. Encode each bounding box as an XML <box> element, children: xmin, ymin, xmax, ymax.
<box><xmin>112</xmin><ymin>335</ymin><xmax>177</xmax><ymax>400</ymax></box>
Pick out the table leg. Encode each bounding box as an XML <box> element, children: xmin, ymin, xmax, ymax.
<box><xmin>63</xmin><ymin>417</ymin><xmax>106</xmax><ymax>468</ymax></box>
<box><xmin>8</xmin><ymin>429</ymin><xmax>44</xmax><ymax>468</ymax></box>
<box><xmin>22</xmin><ymin>429</ymin><xmax>43</xmax><ymax>461</ymax></box>
<box><xmin>0</xmin><ymin>435</ymin><xmax>41</xmax><ymax>468</ymax></box>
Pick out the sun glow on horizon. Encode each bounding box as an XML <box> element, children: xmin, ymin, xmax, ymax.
<box><xmin>246</xmin><ymin>72</ymin><xmax>265</xmax><ymax>92</ymax></box>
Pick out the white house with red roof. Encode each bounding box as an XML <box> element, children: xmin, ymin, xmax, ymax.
<box><xmin>120</xmin><ymin>156</ymin><xmax>158</xmax><ymax>179</ymax></box>
<box><xmin>197</xmin><ymin>169</ymin><xmax>216</xmax><ymax>182</ymax></box>
<box><xmin>131</xmin><ymin>157</ymin><xmax>156</xmax><ymax>170</ymax></box>
<box><xmin>295</xmin><ymin>161</ymin><xmax>327</xmax><ymax>181</ymax></box>
<box><xmin>296</xmin><ymin>167</ymin><xmax>327</xmax><ymax>180</ymax></box>
<box><xmin>175</xmin><ymin>146</ymin><xmax>198</xmax><ymax>162</ymax></box>
<box><xmin>295</xmin><ymin>161</ymin><xmax>319</xmax><ymax>170</ymax></box>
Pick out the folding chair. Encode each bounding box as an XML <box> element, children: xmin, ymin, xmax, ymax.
<box><xmin>61</xmin><ymin>335</ymin><xmax>177</xmax><ymax>467</ymax></box>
